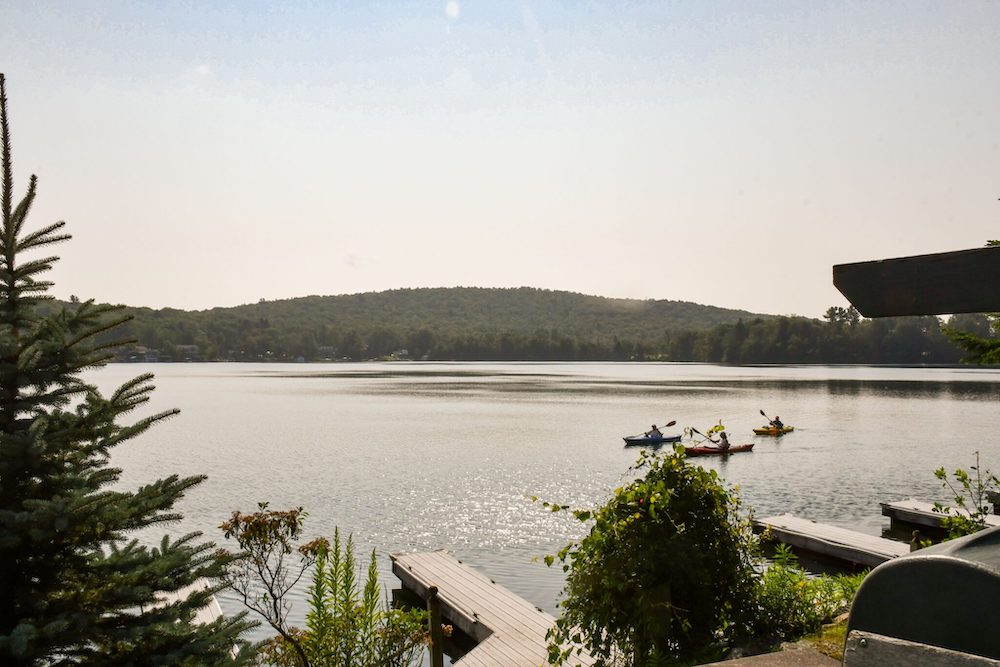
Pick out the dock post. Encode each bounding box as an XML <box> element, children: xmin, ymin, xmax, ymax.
<box><xmin>987</xmin><ymin>490</ymin><xmax>1000</xmax><ymax>515</ymax></box>
<box><xmin>427</xmin><ymin>585</ymin><xmax>444</xmax><ymax>667</ymax></box>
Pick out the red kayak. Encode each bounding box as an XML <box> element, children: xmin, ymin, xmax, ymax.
<box><xmin>685</xmin><ymin>443</ymin><xmax>754</xmax><ymax>457</ymax></box>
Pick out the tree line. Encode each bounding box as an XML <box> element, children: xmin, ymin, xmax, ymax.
<box><xmin>102</xmin><ymin>304</ymin><xmax>988</xmax><ymax>364</ymax></box>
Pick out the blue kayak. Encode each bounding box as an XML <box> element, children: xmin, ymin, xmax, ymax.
<box><xmin>623</xmin><ymin>433</ymin><xmax>682</xmax><ymax>446</ymax></box>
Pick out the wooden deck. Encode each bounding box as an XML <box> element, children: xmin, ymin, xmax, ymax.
<box><xmin>391</xmin><ymin>550</ymin><xmax>596</xmax><ymax>667</ymax></box>
<box><xmin>881</xmin><ymin>498</ymin><xmax>1000</xmax><ymax>531</ymax></box>
<box><xmin>755</xmin><ymin>514</ymin><xmax>909</xmax><ymax>569</ymax></box>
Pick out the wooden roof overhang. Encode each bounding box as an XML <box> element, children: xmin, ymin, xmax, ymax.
<box><xmin>833</xmin><ymin>245</ymin><xmax>1000</xmax><ymax>317</ymax></box>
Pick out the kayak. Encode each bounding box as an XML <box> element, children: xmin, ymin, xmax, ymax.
<box><xmin>752</xmin><ymin>426</ymin><xmax>794</xmax><ymax>436</ymax></box>
<box><xmin>623</xmin><ymin>433</ymin><xmax>683</xmax><ymax>446</ymax></box>
<box><xmin>685</xmin><ymin>443</ymin><xmax>754</xmax><ymax>456</ymax></box>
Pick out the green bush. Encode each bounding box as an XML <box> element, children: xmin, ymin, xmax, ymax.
<box><xmin>541</xmin><ymin>446</ymin><xmax>759</xmax><ymax>666</ymax></box>
<box><xmin>541</xmin><ymin>448</ymin><xmax>869</xmax><ymax>665</ymax></box>
<box><xmin>750</xmin><ymin>544</ymin><xmax>863</xmax><ymax>642</ymax></box>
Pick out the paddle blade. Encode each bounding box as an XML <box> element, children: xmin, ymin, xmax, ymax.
<box><xmin>665</xmin><ymin>420</ymin><xmax>677</xmax><ymax>427</ymax></box>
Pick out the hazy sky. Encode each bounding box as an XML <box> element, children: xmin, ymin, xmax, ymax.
<box><xmin>2</xmin><ymin>1</ymin><xmax>998</xmax><ymax>317</ymax></box>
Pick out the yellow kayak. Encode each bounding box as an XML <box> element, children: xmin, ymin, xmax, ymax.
<box><xmin>752</xmin><ymin>426</ymin><xmax>794</xmax><ymax>436</ymax></box>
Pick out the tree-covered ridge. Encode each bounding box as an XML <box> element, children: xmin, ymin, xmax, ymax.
<box><xmin>73</xmin><ymin>286</ymin><xmax>771</xmax><ymax>361</ymax></box>
<box><xmin>211</xmin><ymin>287</ymin><xmax>764</xmax><ymax>338</ymax></box>
<box><xmin>60</xmin><ymin>287</ymin><xmax>991</xmax><ymax>364</ymax></box>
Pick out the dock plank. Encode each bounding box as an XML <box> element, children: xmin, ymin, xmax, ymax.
<box><xmin>755</xmin><ymin>514</ymin><xmax>909</xmax><ymax>568</ymax></box>
<box><xmin>392</xmin><ymin>550</ymin><xmax>596</xmax><ymax>666</ymax></box>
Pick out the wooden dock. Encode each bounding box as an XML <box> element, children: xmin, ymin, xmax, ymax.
<box><xmin>391</xmin><ymin>550</ymin><xmax>596</xmax><ymax>667</ymax></box>
<box><xmin>755</xmin><ymin>514</ymin><xmax>909</xmax><ymax>569</ymax></box>
<box><xmin>881</xmin><ymin>498</ymin><xmax>1000</xmax><ymax>532</ymax></box>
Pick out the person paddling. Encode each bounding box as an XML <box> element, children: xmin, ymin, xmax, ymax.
<box><xmin>706</xmin><ymin>430</ymin><xmax>731</xmax><ymax>451</ymax></box>
<box><xmin>717</xmin><ymin>431</ymin><xmax>731</xmax><ymax>451</ymax></box>
<box><xmin>770</xmin><ymin>416</ymin><xmax>784</xmax><ymax>431</ymax></box>
<box><xmin>645</xmin><ymin>424</ymin><xmax>662</xmax><ymax>438</ymax></box>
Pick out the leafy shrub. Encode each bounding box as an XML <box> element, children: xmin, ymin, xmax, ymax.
<box><xmin>932</xmin><ymin>452</ymin><xmax>1000</xmax><ymax>540</ymax></box>
<box><xmin>541</xmin><ymin>446</ymin><xmax>759</xmax><ymax>666</ymax></box>
<box><xmin>749</xmin><ymin>544</ymin><xmax>863</xmax><ymax>642</ymax></box>
<box><xmin>541</xmin><ymin>448</ymin><xmax>869</xmax><ymax>665</ymax></box>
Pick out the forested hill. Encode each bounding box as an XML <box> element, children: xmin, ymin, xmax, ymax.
<box><xmin>214</xmin><ymin>288</ymin><xmax>766</xmax><ymax>339</ymax></box>
<box><xmin>66</xmin><ymin>286</ymin><xmax>981</xmax><ymax>364</ymax></box>
<box><xmin>86</xmin><ymin>287</ymin><xmax>768</xmax><ymax>361</ymax></box>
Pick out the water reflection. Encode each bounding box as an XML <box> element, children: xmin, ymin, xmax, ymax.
<box><xmin>821</xmin><ymin>379</ymin><xmax>1000</xmax><ymax>400</ymax></box>
<box><xmin>273</xmin><ymin>367</ymin><xmax>1000</xmax><ymax>403</ymax></box>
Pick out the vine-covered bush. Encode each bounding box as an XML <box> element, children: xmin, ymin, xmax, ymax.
<box><xmin>542</xmin><ymin>448</ymin><xmax>869</xmax><ymax>666</ymax></box>
<box><xmin>541</xmin><ymin>446</ymin><xmax>758</xmax><ymax>665</ymax></box>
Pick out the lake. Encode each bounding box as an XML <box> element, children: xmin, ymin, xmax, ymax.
<box><xmin>94</xmin><ymin>362</ymin><xmax>1000</xmax><ymax>634</ymax></box>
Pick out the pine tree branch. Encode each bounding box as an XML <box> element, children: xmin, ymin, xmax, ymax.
<box><xmin>11</xmin><ymin>256</ymin><xmax>60</xmax><ymax>280</ymax></box>
<box><xmin>9</xmin><ymin>174</ymin><xmax>37</xmax><ymax>238</ymax></box>
<box><xmin>16</xmin><ymin>220</ymin><xmax>69</xmax><ymax>253</ymax></box>
<box><xmin>1</xmin><ymin>73</ymin><xmax>12</xmax><ymax>228</ymax></box>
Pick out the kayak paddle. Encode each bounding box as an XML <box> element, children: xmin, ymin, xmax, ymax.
<box><xmin>644</xmin><ymin>419</ymin><xmax>677</xmax><ymax>436</ymax></box>
<box><xmin>688</xmin><ymin>426</ymin><xmax>719</xmax><ymax>446</ymax></box>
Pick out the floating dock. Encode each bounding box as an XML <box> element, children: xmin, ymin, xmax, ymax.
<box><xmin>881</xmin><ymin>498</ymin><xmax>1000</xmax><ymax>532</ymax></box>
<box><xmin>755</xmin><ymin>514</ymin><xmax>909</xmax><ymax>569</ymax></box>
<box><xmin>391</xmin><ymin>549</ymin><xmax>596</xmax><ymax>666</ymax></box>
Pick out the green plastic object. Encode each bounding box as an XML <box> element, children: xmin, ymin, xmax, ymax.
<box><xmin>847</xmin><ymin>525</ymin><xmax>1000</xmax><ymax>660</ymax></box>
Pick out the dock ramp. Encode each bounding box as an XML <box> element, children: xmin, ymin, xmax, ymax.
<box><xmin>391</xmin><ymin>550</ymin><xmax>595</xmax><ymax>666</ymax></box>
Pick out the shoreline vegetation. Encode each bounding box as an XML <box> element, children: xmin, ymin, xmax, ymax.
<box><xmin>50</xmin><ymin>290</ymin><xmax>992</xmax><ymax>365</ymax></box>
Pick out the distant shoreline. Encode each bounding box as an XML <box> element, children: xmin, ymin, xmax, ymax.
<box><xmin>105</xmin><ymin>359</ymin><xmax>992</xmax><ymax>370</ymax></box>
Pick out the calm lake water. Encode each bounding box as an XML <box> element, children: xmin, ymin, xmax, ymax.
<box><xmin>93</xmin><ymin>362</ymin><xmax>1000</xmax><ymax>633</ymax></box>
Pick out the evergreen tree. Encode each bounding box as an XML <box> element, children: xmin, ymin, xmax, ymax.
<box><xmin>0</xmin><ymin>74</ymin><xmax>256</xmax><ymax>664</ymax></box>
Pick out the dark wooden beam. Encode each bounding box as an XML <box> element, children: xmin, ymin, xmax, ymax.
<box><xmin>833</xmin><ymin>246</ymin><xmax>1000</xmax><ymax>317</ymax></box>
